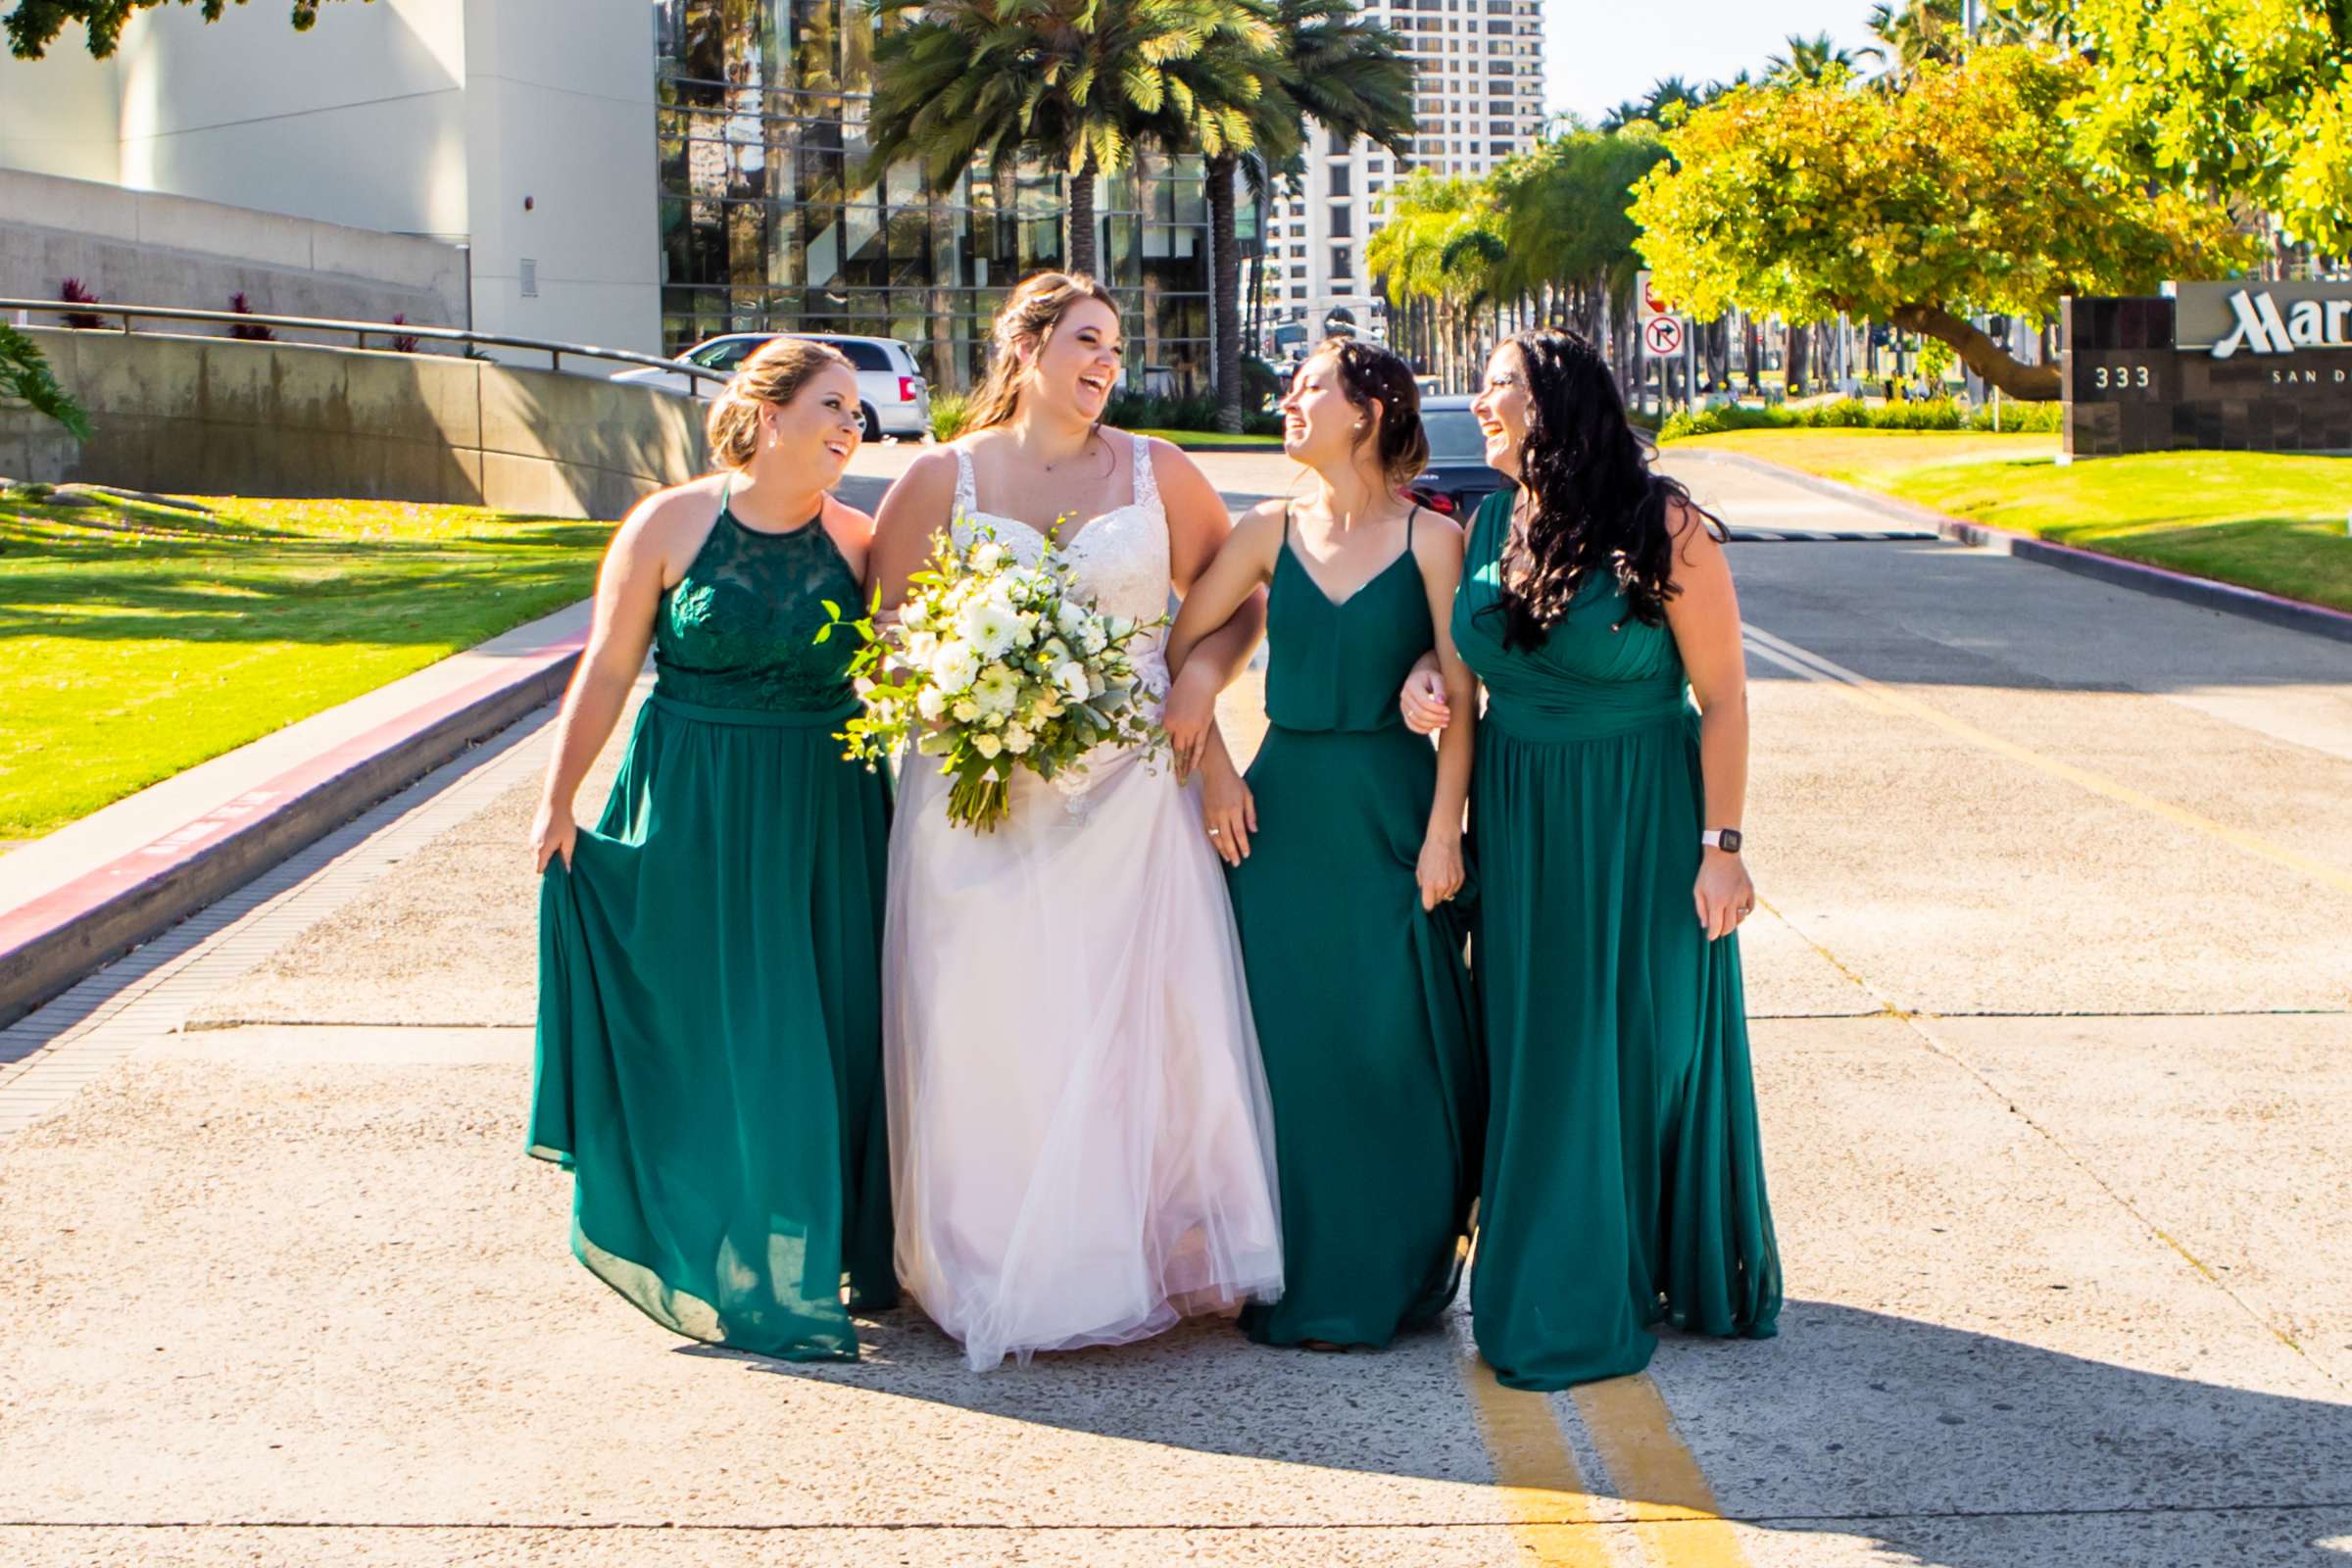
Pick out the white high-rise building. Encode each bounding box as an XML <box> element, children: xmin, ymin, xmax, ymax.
<box><xmin>1257</xmin><ymin>0</ymin><xmax>1545</xmax><ymax>360</ymax></box>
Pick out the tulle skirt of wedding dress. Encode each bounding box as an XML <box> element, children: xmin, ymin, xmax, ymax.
<box><xmin>883</xmin><ymin>743</ymin><xmax>1286</xmax><ymax>1371</ymax></box>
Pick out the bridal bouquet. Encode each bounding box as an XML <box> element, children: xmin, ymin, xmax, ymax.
<box><xmin>822</xmin><ymin>521</ymin><xmax>1166</xmax><ymax>832</ymax></box>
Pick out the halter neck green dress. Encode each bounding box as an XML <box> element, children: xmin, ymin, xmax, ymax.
<box><xmin>1452</xmin><ymin>489</ymin><xmax>1779</xmax><ymax>1391</ymax></box>
<box><xmin>530</xmin><ymin>491</ymin><xmax>896</xmax><ymax>1362</ymax></box>
<box><xmin>1230</xmin><ymin>508</ymin><xmax>1482</xmax><ymax>1349</ymax></box>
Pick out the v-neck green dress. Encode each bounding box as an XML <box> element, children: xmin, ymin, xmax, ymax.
<box><xmin>530</xmin><ymin>494</ymin><xmax>896</xmax><ymax>1362</ymax></box>
<box><xmin>1230</xmin><ymin>509</ymin><xmax>1482</xmax><ymax>1349</ymax></box>
<box><xmin>1452</xmin><ymin>490</ymin><xmax>1780</xmax><ymax>1391</ymax></box>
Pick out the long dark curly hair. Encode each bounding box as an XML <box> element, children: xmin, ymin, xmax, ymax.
<box><xmin>1488</xmin><ymin>329</ymin><xmax>1722</xmax><ymax>650</ymax></box>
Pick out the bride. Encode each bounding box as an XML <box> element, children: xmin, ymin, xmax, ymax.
<box><xmin>868</xmin><ymin>272</ymin><xmax>1285</xmax><ymax>1370</ymax></box>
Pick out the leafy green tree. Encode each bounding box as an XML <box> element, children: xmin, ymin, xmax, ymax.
<box><xmin>5</xmin><ymin>0</ymin><xmax>359</xmax><ymax>59</ymax></box>
<box><xmin>1630</xmin><ymin>47</ymin><xmax>2253</xmax><ymax>399</ymax></box>
<box><xmin>2052</xmin><ymin>0</ymin><xmax>2352</xmax><ymax>252</ymax></box>
<box><xmin>0</xmin><ymin>324</ymin><xmax>93</xmax><ymax>442</ymax></box>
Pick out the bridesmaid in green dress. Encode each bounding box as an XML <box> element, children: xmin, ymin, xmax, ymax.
<box><xmin>527</xmin><ymin>338</ymin><xmax>895</xmax><ymax>1361</ymax></box>
<box><xmin>1401</xmin><ymin>328</ymin><xmax>1781</xmax><ymax>1390</ymax></box>
<box><xmin>1166</xmin><ymin>339</ymin><xmax>1482</xmax><ymax>1350</ymax></box>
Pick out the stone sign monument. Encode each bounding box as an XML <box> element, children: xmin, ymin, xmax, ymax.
<box><xmin>2063</xmin><ymin>281</ymin><xmax>2352</xmax><ymax>457</ymax></box>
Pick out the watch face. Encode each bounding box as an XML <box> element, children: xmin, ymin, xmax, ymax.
<box><xmin>1719</xmin><ymin>829</ymin><xmax>1742</xmax><ymax>854</ymax></box>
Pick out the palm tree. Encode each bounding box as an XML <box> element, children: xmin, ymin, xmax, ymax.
<box><xmin>1198</xmin><ymin>0</ymin><xmax>1413</xmax><ymax>430</ymax></box>
<box><xmin>1763</xmin><ymin>31</ymin><xmax>1864</xmax><ymax>87</ymax></box>
<box><xmin>1863</xmin><ymin>0</ymin><xmax>1960</xmax><ymax>86</ymax></box>
<box><xmin>1365</xmin><ymin>172</ymin><xmax>1503</xmax><ymax>389</ymax></box>
<box><xmin>865</xmin><ymin>0</ymin><xmax>1248</xmax><ymax>278</ymax></box>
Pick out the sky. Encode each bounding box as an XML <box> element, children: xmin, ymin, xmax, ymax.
<box><xmin>1543</xmin><ymin>0</ymin><xmax>1882</xmax><ymax>122</ymax></box>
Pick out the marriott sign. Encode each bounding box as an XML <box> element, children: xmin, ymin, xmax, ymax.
<box><xmin>2174</xmin><ymin>280</ymin><xmax>2352</xmax><ymax>360</ymax></box>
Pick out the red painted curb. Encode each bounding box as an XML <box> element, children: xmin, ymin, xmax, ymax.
<box><xmin>0</xmin><ymin>633</ymin><xmax>584</xmax><ymax>1026</ymax></box>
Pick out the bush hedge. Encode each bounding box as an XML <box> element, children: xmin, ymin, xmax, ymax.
<box><xmin>1658</xmin><ymin>396</ymin><xmax>2062</xmax><ymax>440</ymax></box>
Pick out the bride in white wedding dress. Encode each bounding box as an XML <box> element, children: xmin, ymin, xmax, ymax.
<box><xmin>867</xmin><ymin>273</ymin><xmax>1284</xmax><ymax>1371</ymax></box>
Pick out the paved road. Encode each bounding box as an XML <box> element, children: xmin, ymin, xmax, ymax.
<box><xmin>3</xmin><ymin>449</ymin><xmax>2349</xmax><ymax>1567</ymax></box>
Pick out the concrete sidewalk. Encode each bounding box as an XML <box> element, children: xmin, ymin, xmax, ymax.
<box><xmin>3</xmin><ymin>451</ymin><xmax>2349</xmax><ymax>1566</ymax></box>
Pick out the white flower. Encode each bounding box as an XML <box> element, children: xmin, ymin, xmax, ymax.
<box><xmin>972</xmin><ymin>732</ymin><xmax>1004</xmax><ymax>759</ymax></box>
<box><xmin>1031</xmin><ymin>690</ymin><xmax>1064</xmax><ymax>720</ymax></box>
<box><xmin>904</xmin><ymin>629</ymin><xmax>938</xmax><ymax>664</ymax></box>
<box><xmin>972</xmin><ymin>540</ymin><xmax>1005</xmax><ymax>572</ymax></box>
<box><xmin>1077</xmin><ymin>618</ymin><xmax>1108</xmax><ymax>656</ymax></box>
<box><xmin>973</xmin><ymin>662</ymin><xmax>1020</xmax><ymax>714</ymax></box>
<box><xmin>1054</xmin><ymin>600</ymin><xmax>1089</xmax><ymax>638</ymax></box>
<box><xmin>1003</xmin><ymin>722</ymin><xmax>1034</xmax><ymax>755</ymax></box>
<box><xmin>1054</xmin><ymin>660</ymin><xmax>1091</xmax><ymax>702</ymax></box>
<box><xmin>1041</xmin><ymin>636</ymin><xmax>1072</xmax><ymax>664</ymax></box>
<box><xmin>915</xmin><ymin>687</ymin><xmax>947</xmax><ymax>722</ymax></box>
<box><xmin>901</xmin><ymin>601</ymin><xmax>930</xmax><ymax>632</ymax></box>
<box><xmin>951</xmin><ymin>698</ymin><xmax>981</xmax><ymax>722</ymax></box>
<box><xmin>930</xmin><ymin>639</ymin><xmax>980</xmax><ymax>691</ymax></box>
<box><xmin>958</xmin><ymin>598</ymin><xmax>1022</xmax><ymax>661</ymax></box>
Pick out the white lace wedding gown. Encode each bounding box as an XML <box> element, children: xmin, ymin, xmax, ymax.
<box><xmin>882</xmin><ymin>433</ymin><xmax>1285</xmax><ymax>1371</ymax></box>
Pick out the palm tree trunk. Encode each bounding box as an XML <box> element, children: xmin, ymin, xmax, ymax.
<box><xmin>1066</xmin><ymin>150</ymin><xmax>1100</xmax><ymax>278</ymax></box>
<box><xmin>1207</xmin><ymin>152</ymin><xmax>1244</xmax><ymax>434</ymax></box>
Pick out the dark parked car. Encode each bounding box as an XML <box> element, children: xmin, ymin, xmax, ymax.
<box><xmin>1404</xmin><ymin>396</ymin><xmax>1510</xmax><ymax>518</ymax></box>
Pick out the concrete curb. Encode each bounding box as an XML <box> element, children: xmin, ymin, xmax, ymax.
<box><xmin>1675</xmin><ymin>446</ymin><xmax>2352</xmax><ymax>647</ymax></box>
<box><xmin>0</xmin><ymin>638</ymin><xmax>581</xmax><ymax>1028</ymax></box>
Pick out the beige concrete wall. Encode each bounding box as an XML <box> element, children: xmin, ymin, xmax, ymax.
<box><xmin>0</xmin><ymin>326</ymin><xmax>704</xmax><ymax>519</ymax></box>
<box><xmin>1</xmin><ymin>170</ymin><xmax>470</xmax><ymax>337</ymax></box>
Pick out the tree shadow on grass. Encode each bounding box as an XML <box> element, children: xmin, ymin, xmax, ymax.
<box><xmin>682</xmin><ymin>1298</ymin><xmax>2352</xmax><ymax>1566</ymax></box>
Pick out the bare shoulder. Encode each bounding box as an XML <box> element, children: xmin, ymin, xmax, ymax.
<box><xmin>877</xmin><ymin>446</ymin><xmax>961</xmax><ymax>520</ymax></box>
<box><xmin>620</xmin><ymin>474</ymin><xmax>723</xmax><ymax>557</ymax></box>
<box><xmin>1408</xmin><ymin>503</ymin><xmax>1467</xmax><ymax>560</ymax></box>
<box><xmin>1143</xmin><ymin>433</ymin><xmax>1210</xmax><ymax>487</ymax></box>
<box><xmin>821</xmin><ymin>493</ymin><xmax>877</xmax><ymax>548</ymax></box>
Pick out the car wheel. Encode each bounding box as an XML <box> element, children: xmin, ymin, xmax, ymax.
<box><xmin>860</xmin><ymin>403</ymin><xmax>883</xmax><ymax>443</ymax></box>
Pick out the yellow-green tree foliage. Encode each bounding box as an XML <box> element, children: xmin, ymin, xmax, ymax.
<box><xmin>1629</xmin><ymin>47</ymin><xmax>2252</xmax><ymax>396</ymax></box>
<box><xmin>2056</xmin><ymin>0</ymin><xmax>2352</xmax><ymax>252</ymax></box>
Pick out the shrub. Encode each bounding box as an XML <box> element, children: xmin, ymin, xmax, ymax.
<box><xmin>0</xmin><ymin>323</ymin><xmax>93</xmax><ymax>442</ymax></box>
<box><xmin>390</xmin><ymin>313</ymin><xmax>419</xmax><ymax>355</ymax></box>
<box><xmin>1658</xmin><ymin>394</ymin><xmax>2061</xmax><ymax>440</ymax></box>
<box><xmin>227</xmin><ymin>292</ymin><xmax>275</xmax><ymax>342</ymax></box>
<box><xmin>929</xmin><ymin>391</ymin><xmax>970</xmax><ymax>442</ymax></box>
<box><xmin>57</xmin><ymin>277</ymin><xmax>104</xmax><ymax>331</ymax></box>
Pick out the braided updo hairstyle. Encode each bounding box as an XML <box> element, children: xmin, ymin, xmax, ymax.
<box><xmin>964</xmin><ymin>271</ymin><xmax>1121</xmax><ymax>431</ymax></box>
<box><xmin>1488</xmin><ymin>328</ymin><xmax>1722</xmax><ymax>648</ymax></box>
<box><xmin>706</xmin><ymin>336</ymin><xmax>855</xmax><ymax>469</ymax></box>
<box><xmin>1310</xmin><ymin>337</ymin><xmax>1429</xmax><ymax>492</ymax></box>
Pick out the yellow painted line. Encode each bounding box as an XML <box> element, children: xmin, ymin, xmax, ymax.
<box><xmin>1742</xmin><ymin>621</ymin><xmax>2352</xmax><ymax>899</ymax></box>
<box><xmin>1574</xmin><ymin>1375</ymin><xmax>1752</xmax><ymax>1568</ymax></box>
<box><xmin>1460</xmin><ymin>1353</ymin><xmax>1615</xmax><ymax>1568</ymax></box>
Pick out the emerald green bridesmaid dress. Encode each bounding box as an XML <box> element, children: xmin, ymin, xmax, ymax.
<box><xmin>1452</xmin><ymin>490</ymin><xmax>1780</xmax><ymax>1391</ymax></box>
<box><xmin>1231</xmin><ymin>507</ymin><xmax>1482</xmax><ymax>1349</ymax></box>
<box><xmin>530</xmin><ymin>490</ymin><xmax>896</xmax><ymax>1361</ymax></box>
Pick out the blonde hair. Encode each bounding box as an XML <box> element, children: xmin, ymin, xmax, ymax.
<box><xmin>706</xmin><ymin>336</ymin><xmax>855</xmax><ymax>469</ymax></box>
<box><xmin>964</xmin><ymin>272</ymin><xmax>1121</xmax><ymax>431</ymax></box>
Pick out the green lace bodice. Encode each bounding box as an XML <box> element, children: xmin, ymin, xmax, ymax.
<box><xmin>654</xmin><ymin>498</ymin><xmax>861</xmax><ymax>714</ymax></box>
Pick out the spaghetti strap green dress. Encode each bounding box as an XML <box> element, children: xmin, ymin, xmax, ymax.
<box><xmin>530</xmin><ymin>491</ymin><xmax>896</xmax><ymax>1362</ymax></box>
<box><xmin>1230</xmin><ymin>508</ymin><xmax>1482</xmax><ymax>1349</ymax></box>
<box><xmin>1452</xmin><ymin>490</ymin><xmax>1779</xmax><ymax>1391</ymax></box>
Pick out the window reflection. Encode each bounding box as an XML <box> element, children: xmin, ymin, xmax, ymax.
<box><xmin>654</xmin><ymin>0</ymin><xmax>1216</xmax><ymax>396</ymax></box>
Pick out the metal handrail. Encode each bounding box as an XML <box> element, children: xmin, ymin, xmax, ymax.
<box><xmin>0</xmin><ymin>298</ymin><xmax>732</xmax><ymax>385</ymax></box>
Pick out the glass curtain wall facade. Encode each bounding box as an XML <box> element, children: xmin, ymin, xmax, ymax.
<box><xmin>655</xmin><ymin>0</ymin><xmax>1227</xmax><ymax>395</ymax></box>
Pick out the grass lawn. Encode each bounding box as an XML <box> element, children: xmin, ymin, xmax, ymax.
<box><xmin>1134</xmin><ymin>427</ymin><xmax>1286</xmax><ymax>450</ymax></box>
<box><xmin>1</xmin><ymin>492</ymin><xmax>612</xmax><ymax>842</ymax></box>
<box><xmin>1673</xmin><ymin>429</ymin><xmax>2352</xmax><ymax>614</ymax></box>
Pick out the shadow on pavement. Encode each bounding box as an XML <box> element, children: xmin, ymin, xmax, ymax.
<box><xmin>685</xmin><ymin>1297</ymin><xmax>2352</xmax><ymax>1560</ymax></box>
